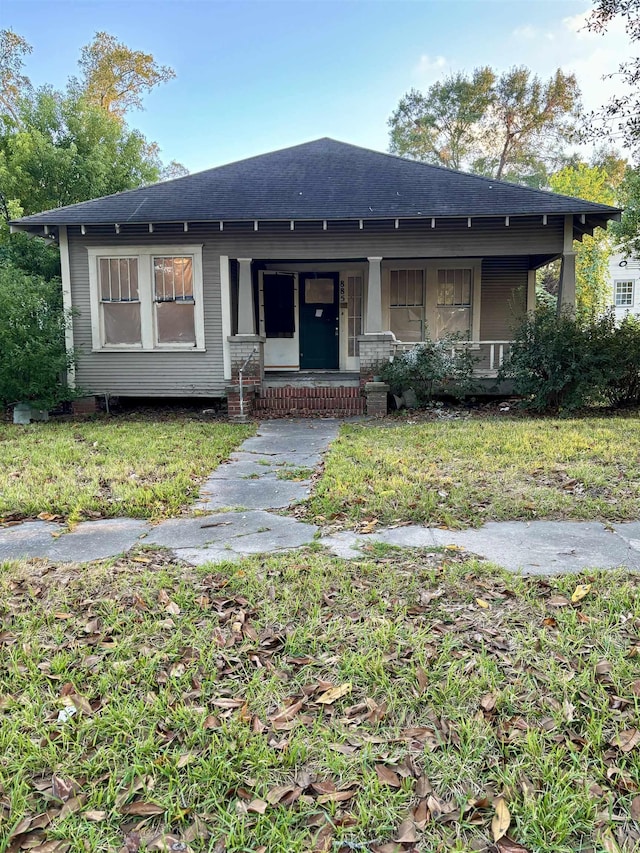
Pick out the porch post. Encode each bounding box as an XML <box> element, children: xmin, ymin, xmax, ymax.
<box><xmin>558</xmin><ymin>215</ymin><xmax>576</xmax><ymax>313</ymax></box>
<box><xmin>365</xmin><ymin>257</ymin><xmax>383</xmax><ymax>333</ymax></box>
<box><xmin>237</xmin><ymin>257</ymin><xmax>255</xmax><ymax>334</ymax></box>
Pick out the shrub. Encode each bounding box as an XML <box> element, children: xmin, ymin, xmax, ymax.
<box><xmin>0</xmin><ymin>262</ymin><xmax>76</xmax><ymax>410</ymax></box>
<box><xmin>603</xmin><ymin>313</ymin><xmax>640</xmax><ymax>407</ymax></box>
<box><xmin>499</xmin><ymin>306</ymin><xmax>614</xmax><ymax>412</ymax></box>
<box><xmin>380</xmin><ymin>335</ymin><xmax>477</xmax><ymax>404</ymax></box>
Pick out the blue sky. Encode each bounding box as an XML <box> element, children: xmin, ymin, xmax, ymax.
<box><xmin>2</xmin><ymin>0</ymin><xmax>632</xmax><ymax>172</ymax></box>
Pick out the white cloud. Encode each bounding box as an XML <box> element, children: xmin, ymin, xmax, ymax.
<box><xmin>512</xmin><ymin>25</ymin><xmax>538</xmax><ymax>40</ymax></box>
<box><xmin>414</xmin><ymin>53</ymin><xmax>448</xmax><ymax>79</ymax></box>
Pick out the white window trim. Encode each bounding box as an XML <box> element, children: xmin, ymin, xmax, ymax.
<box><xmin>614</xmin><ymin>279</ymin><xmax>634</xmax><ymax>307</ymax></box>
<box><xmin>88</xmin><ymin>245</ymin><xmax>205</xmax><ymax>352</ymax></box>
<box><xmin>381</xmin><ymin>259</ymin><xmax>481</xmax><ymax>342</ymax></box>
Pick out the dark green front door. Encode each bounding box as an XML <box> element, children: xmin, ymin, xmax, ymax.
<box><xmin>299</xmin><ymin>274</ymin><xmax>339</xmax><ymax>369</ymax></box>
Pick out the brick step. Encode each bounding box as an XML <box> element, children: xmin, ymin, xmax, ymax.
<box><xmin>260</xmin><ymin>386</ymin><xmax>361</xmax><ymax>399</ymax></box>
<box><xmin>255</xmin><ymin>396</ymin><xmax>365</xmax><ymax>413</ymax></box>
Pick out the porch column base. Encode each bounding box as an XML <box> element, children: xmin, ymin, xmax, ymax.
<box><xmin>364</xmin><ymin>381</ymin><xmax>389</xmax><ymax>417</ymax></box>
<box><xmin>228</xmin><ymin>335</ymin><xmax>265</xmax><ymax>388</ymax></box>
<box><xmin>358</xmin><ymin>333</ymin><xmax>395</xmax><ymax>387</ymax></box>
<box><xmin>225</xmin><ymin>381</ymin><xmax>258</xmax><ymax>422</ymax></box>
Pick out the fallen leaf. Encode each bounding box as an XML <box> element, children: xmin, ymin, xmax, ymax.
<box><xmin>85</xmin><ymin>810</ymin><xmax>107</xmax><ymax>821</ymax></box>
<box><xmin>571</xmin><ymin>583</ymin><xmax>591</xmax><ymax>603</ymax></box>
<box><xmin>375</xmin><ymin>764</ymin><xmax>402</xmax><ymax>788</ymax></box>
<box><xmin>631</xmin><ymin>795</ymin><xmax>640</xmax><ymax>821</ymax></box>
<box><xmin>480</xmin><ymin>692</ymin><xmax>497</xmax><ymax>712</ymax></box>
<box><xmin>497</xmin><ymin>838</ymin><xmax>531</xmax><ymax>853</ymax></box>
<box><xmin>120</xmin><ymin>801</ymin><xmax>166</xmax><ymax>816</ymax></box>
<box><xmin>247</xmin><ymin>799</ymin><xmax>268</xmax><ymax>814</ymax></box>
<box><xmin>395</xmin><ymin>818</ymin><xmax>418</xmax><ymax>844</ymax></box>
<box><xmin>476</xmin><ymin>598</ymin><xmax>490</xmax><ymax>609</ymax></box>
<box><xmin>548</xmin><ymin>595</ymin><xmax>570</xmax><ymax>607</ymax></box>
<box><xmin>316</xmin><ymin>683</ymin><xmax>351</xmax><ymax>705</ymax></box>
<box><xmin>492</xmin><ymin>798</ymin><xmax>511</xmax><ymax>842</ymax></box>
<box><xmin>613</xmin><ymin>728</ymin><xmax>640</xmax><ymax>753</ymax></box>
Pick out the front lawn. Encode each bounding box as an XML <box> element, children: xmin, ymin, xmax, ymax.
<box><xmin>0</xmin><ymin>416</ymin><xmax>253</xmax><ymax>522</ymax></box>
<box><xmin>1</xmin><ymin>549</ymin><xmax>639</xmax><ymax>852</ymax></box>
<box><xmin>307</xmin><ymin>415</ymin><xmax>640</xmax><ymax>528</ymax></box>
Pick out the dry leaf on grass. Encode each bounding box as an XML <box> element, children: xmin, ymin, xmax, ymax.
<box><xmin>492</xmin><ymin>798</ymin><xmax>511</xmax><ymax>842</ymax></box>
<box><xmin>316</xmin><ymin>683</ymin><xmax>351</xmax><ymax>705</ymax></box>
<box><xmin>571</xmin><ymin>583</ymin><xmax>591</xmax><ymax>603</ymax></box>
<box><xmin>375</xmin><ymin>764</ymin><xmax>402</xmax><ymax>788</ymax></box>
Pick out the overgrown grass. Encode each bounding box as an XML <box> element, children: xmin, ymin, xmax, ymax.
<box><xmin>1</xmin><ymin>548</ymin><xmax>639</xmax><ymax>852</ymax></box>
<box><xmin>307</xmin><ymin>415</ymin><xmax>640</xmax><ymax>528</ymax></box>
<box><xmin>0</xmin><ymin>416</ymin><xmax>253</xmax><ymax>522</ymax></box>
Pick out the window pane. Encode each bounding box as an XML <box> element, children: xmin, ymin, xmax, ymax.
<box><xmin>436</xmin><ymin>306</ymin><xmax>471</xmax><ymax>338</ymax></box>
<box><xmin>156</xmin><ymin>302</ymin><xmax>196</xmax><ymax>344</ymax></box>
<box><xmin>615</xmin><ymin>281</ymin><xmax>633</xmax><ymax>306</ymax></box>
<box><xmin>390</xmin><ymin>306</ymin><xmax>423</xmax><ymax>342</ymax></box>
<box><xmin>305</xmin><ymin>278</ymin><xmax>334</xmax><ymax>303</ymax></box>
<box><xmin>347</xmin><ymin>274</ymin><xmax>363</xmax><ymax>357</ymax></box>
<box><xmin>99</xmin><ymin>257</ymin><xmax>138</xmax><ymax>301</ymax></box>
<box><xmin>103</xmin><ymin>302</ymin><xmax>141</xmax><ymax>345</ymax></box>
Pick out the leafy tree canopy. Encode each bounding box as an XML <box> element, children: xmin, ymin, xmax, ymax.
<box><xmin>75</xmin><ymin>31</ymin><xmax>176</xmax><ymax>118</ymax></box>
<box><xmin>0</xmin><ymin>29</ymin><xmax>32</xmax><ymax>125</ymax></box>
<box><xmin>587</xmin><ymin>0</ymin><xmax>640</xmax><ymax>154</ymax></box>
<box><xmin>389</xmin><ymin>66</ymin><xmax>581</xmax><ymax>185</ymax></box>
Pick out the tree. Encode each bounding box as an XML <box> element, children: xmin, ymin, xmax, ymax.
<box><xmin>77</xmin><ymin>31</ymin><xmax>175</xmax><ymax>117</ymax></box>
<box><xmin>610</xmin><ymin>165</ymin><xmax>640</xmax><ymax>256</ymax></box>
<box><xmin>0</xmin><ymin>29</ymin><xmax>32</xmax><ymax>124</ymax></box>
<box><xmin>587</xmin><ymin>0</ymin><xmax>640</xmax><ymax>152</ymax></box>
<box><xmin>389</xmin><ymin>66</ymin><xmax>581</xmax><ymax>185</ymax></box>
<box><xmin>549</xmin><ymin>163</ymin><xmax>615</xmax><ymax>321</ymax></box>
<box><xmin>473</xmin><ymin>68</ymin><xmax>581</xmax><ymax>183</ymax></box>
<box><xmin>0</xmin><ymin>263</ymin><xmax>74</xmax><ymax>409</ymax></box>
<box><xmin>0</xmin><ymin>87</ymin><xmax>163</xmax><ymax>216</ymax></box>
<box><xmin>388</xmin><ymin>68</ymin><xmax>495</xmax><ymax>169</ymax></box>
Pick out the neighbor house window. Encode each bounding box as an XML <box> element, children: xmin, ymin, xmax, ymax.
<box><xmin>89</xmin><ymin>245</ymin><xmax>204</xmax><ymax>351</ymax></box>
<box><xmin>436</xmin><ymin>268</ymin><xmax>472</xmax><ymax>338</ymax></box>
<box><xmin>389</xmin><ymin>268</ymin><xmax>424</xmax><ymax>341</ymax></box>
<box><xmin>99</xmin><ymin>257</ymin><xmax>141</xmax><ymax>345</ymax></box>
<box><xmin>615</xmin><ymin>280</ymin><xmax>634</xmax><ymax>307</ymax></box>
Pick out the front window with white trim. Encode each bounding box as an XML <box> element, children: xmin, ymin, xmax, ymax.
<box><xmin>89</xmin><ymin>246</ymin><xmax>204</xmax><ymax>351</ymax></box>
<box><xmin>615</xmin><ymin>280</ymin><xmax>634</xmax><ymax>307</ymax></box>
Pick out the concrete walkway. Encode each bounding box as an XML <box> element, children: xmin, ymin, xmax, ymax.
<box><xmin>1</xmin><ymin>418</ymin><xmax>640</xmax><ymax>575</ymax></box>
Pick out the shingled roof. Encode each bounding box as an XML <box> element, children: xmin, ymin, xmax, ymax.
<box><xmin>12</xmin><ymin>137</ymin><xmax>620</xmax><ymax>226</ymax></box>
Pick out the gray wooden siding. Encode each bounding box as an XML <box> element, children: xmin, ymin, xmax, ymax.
<box><xmin>480</xmin><ymin>257</ymin><xmax>528</xmax><ymax>340</ymax></box>
<box><xmin>69</xmin><ymin>218</ymin><xmax>556</xmax><ymax>396</ymax></box>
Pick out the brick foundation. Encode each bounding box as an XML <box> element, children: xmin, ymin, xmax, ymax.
<box><xmin>72</xmin><ymin>396</ymin><xmax>99</xmax><ymax>415</ymax></box>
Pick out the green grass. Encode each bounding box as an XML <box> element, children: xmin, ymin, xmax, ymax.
<box><xmin>0</xmin><ymin>415</ymin><xmax>253</xmax><ymax>522</ymax></box>
<box><xmin>1</xmin><ymin>548</ymin><xmax>639</xmax><ymax>852</ymax></box>
<box><xmin>307</xmin><ymin>415</ymin><xmax>640</xmax><ymax>528</ymax></box>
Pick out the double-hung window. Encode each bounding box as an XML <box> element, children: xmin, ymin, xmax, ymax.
<box><xmin>389</xmin><ymin>268</ymin><xmax>425</xmax><ymax>342</ymax></box>
<box><xmin>89</xmin><ymin>246</ymin><xmax>204</xmax><ymax>351</ymax></box>
<box><xmin>436</xmin><ymin>268</ymin><xmax>473</xmax><ymax>337</ymax></box>
<box><xmin>615</xmin><ymin>280</ymin><xmax>634</xmax><ymax>307</ymax></box>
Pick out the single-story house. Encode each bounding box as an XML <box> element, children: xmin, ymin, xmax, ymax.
<box><xmin>609</xmin><ymin>251</ymin><xmax>640</xmax><ymax>322</ymax></box>
<box><xmin>11</xmin><ymin>138</ymin><xmax>620</xmax><ymax>416</ymax></box>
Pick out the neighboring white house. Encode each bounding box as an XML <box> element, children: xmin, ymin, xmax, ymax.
<box><xmin>609</xmin><ymin>251</ymin><xmax>640</xmax><ymax>321</ymax></box>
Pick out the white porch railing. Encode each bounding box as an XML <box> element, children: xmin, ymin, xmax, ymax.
<box><xmin>391</xmin><ymin>340</ymin><xmax>513</xmax><ymax>378</ymax></box>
